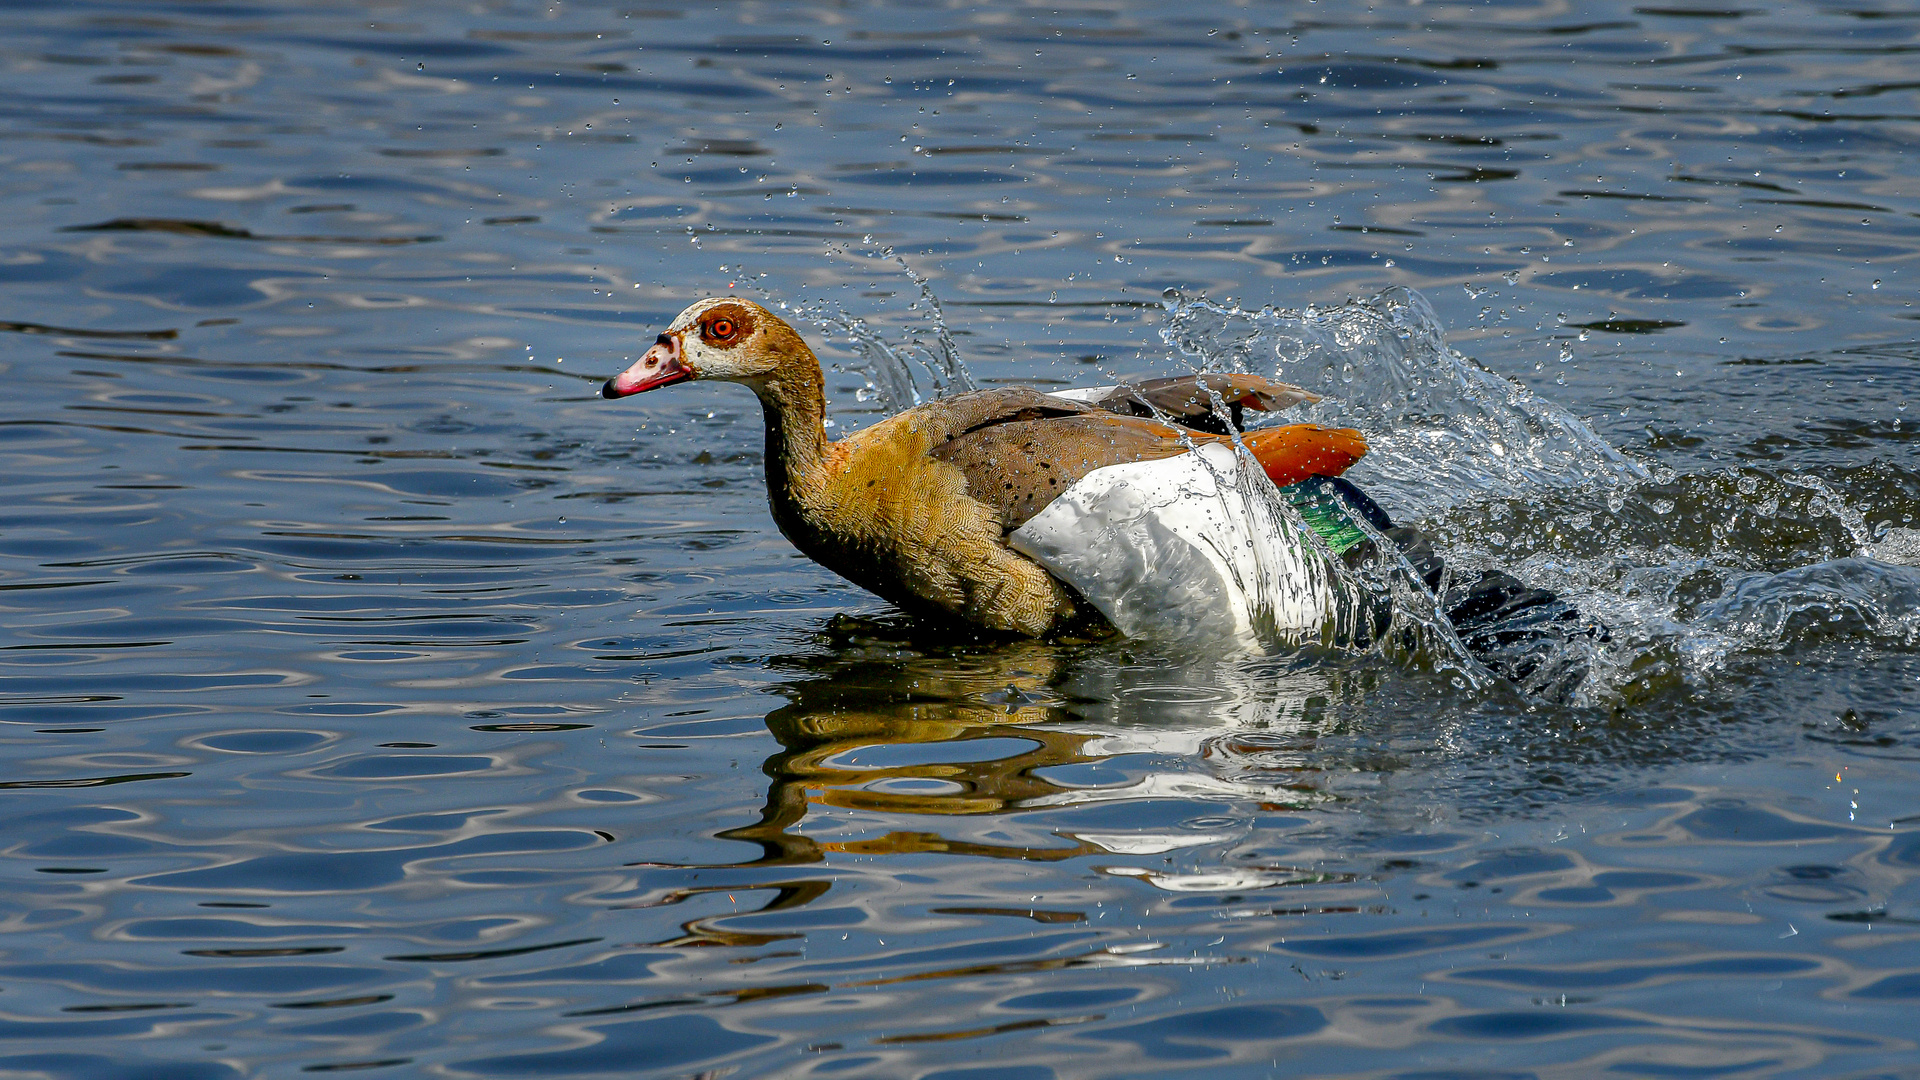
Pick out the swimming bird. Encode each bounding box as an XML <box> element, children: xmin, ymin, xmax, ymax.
<box><xmin>600</xmin><ymin>298</ymin><xmax>1368</xmax><ymax>642</ymax></box>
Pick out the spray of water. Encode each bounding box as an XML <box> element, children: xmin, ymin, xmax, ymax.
<box><xmin>1159</xmin><ymin>287</ymin><xmax>1649</xmax><ymax>521</ymax></box>
<box><xmin>1152</xmin><ymin>287</ymin><xmax>1920</xmax><ymax>703</ymax></box>
<box><xmin>754</xmin><ymin>248</ymin><xmax>974</xmax><ymax>412</ymax></box>
<box><xmin>1151</xmin><ymin>287</ymin><xmax>1611</xmax><ymax>689</ymax></box>
<box><xmin>740</xmin><ymin>261</ymin><xmax>1916</xmax><ymax>702</ymax></box>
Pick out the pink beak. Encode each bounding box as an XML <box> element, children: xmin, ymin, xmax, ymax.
<box><xmin>602</xmin><ymin>334</ymin><xmax>693</xmax><ymax>398</ymax></box>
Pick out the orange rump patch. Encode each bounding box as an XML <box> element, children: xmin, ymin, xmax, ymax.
<box><xmin>1239</xmin><ymin>424</ymin><xmax>1369</xmax><ymax>486</ymax></box>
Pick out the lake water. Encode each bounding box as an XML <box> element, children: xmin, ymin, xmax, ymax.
<box><xmin>3</xmin><ymin>1</ymin><xmax>1918</xmax><ymax>1077</ymax></box>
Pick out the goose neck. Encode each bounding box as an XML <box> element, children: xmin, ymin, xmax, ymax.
<box><xmin>752</xmin><ymin>360</ymin><xmax>831</xmax><ymax>503</ymax></box>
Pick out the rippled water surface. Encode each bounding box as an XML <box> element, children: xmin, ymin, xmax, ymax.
<box><xmin>3</xmin><ymin>1</ymin><xmax>1919</xmax><ymax>1076</ymax></box>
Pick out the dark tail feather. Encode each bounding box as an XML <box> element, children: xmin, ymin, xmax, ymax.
<box><xmin>1283</xmin><ymin>476</ymin><xmax>1605</xmax><ymax>701</ymax></box>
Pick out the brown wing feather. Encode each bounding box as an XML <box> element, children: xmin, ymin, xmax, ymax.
<box><xmin>929</xmin><ymin>413</ymin><xmax>1203</xmax><ymax>531</ymax></box>
<box><xmin>1085</xmin><ymin>374</ymin><xmax>1318</xmax><ymax>433</ymax></box>
<box><xmin>912</xmin><ymin>387</ymin><xmax>1094</xmax><ymax>443</ymax></box>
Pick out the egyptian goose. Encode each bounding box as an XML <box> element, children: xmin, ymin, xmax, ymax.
<box><xmin>601</xmin><ymin>298</ymin><xmax>1371</xmax><ymax>642</ymax></box>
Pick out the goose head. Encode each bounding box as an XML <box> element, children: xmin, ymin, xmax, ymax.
<box><xmin>602</xmin><ymin>297</ymin><xmax>807</xmax><ymax>398</ymax></box>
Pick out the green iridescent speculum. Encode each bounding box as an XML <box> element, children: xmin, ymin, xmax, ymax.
<box><xmin>1283</xmin><ymin>477</ymin><xmax>1372</xmax><ymax>555</ymax></box>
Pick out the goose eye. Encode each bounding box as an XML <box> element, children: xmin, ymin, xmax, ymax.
<box><xmin>706</xmin><ymin>317</ymin><xmax>737</xmax><ymax>342</ymax></box>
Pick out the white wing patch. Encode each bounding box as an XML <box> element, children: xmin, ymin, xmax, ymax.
<box><xmin>1008</xmin><ymin>442</ymin><xmax>1336</xmax><ymax>650</ymax></box>
<box><xmin>1039</xmin><ymin>385</ymin><xmax>1117</xmax><ymax>404</ymax></box>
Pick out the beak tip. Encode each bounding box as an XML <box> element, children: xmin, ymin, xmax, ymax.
<box><xmin>601</xmin><ymin>342</ymin><xmax>691</xmax><ymax>400</ymax></box>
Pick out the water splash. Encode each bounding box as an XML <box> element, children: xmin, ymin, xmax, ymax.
<box><xmin>1865</xmin><ymin>527</ymin><xmax>1920</xmax><ymax>566</ymax></box>
<box><xmin>763</xmin><ymin>250</ymin><xmax>976</xmax><ymax>412</ymax></box>
<box><xmin>1159</xmin><ymin>287</ymin><xmax>1649</xmax><ymax>521</ymax></box>
<box><xmin>1427</xmin><ymin>464</ymin><xmax>1920</xmax><ymax>702</ymax></box>
<box><xmin>1699</xmin><ymin>559</ymin><xmax>1920</xmax><ymax>654</ymax></box>
<box><xmin>1147</xmin><ymin>286</ymin><xmax>1621</xmax><ymax>688</ymax></box>
<box><xmin>1152</xmin><ymin>287</ymin><xmax>1920</xmax><ymax>702</ymax></box>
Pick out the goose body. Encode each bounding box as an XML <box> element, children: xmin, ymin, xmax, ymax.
<box><xmin>602</xmin><ymin>298</ymin><xmax>1369</xmax><ymax>643</ymax></box>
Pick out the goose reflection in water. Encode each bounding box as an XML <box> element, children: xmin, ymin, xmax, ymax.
<box><xmin>714</xmin><ymin>624</ymin><xmax>1366</xmax><ymax>872</ymax></box>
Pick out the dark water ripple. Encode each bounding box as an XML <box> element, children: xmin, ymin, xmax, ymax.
<box><xmin>0</xmin><ymin>1</ymin><xmax>1917</xmax><ymax>1077</ymax></box>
